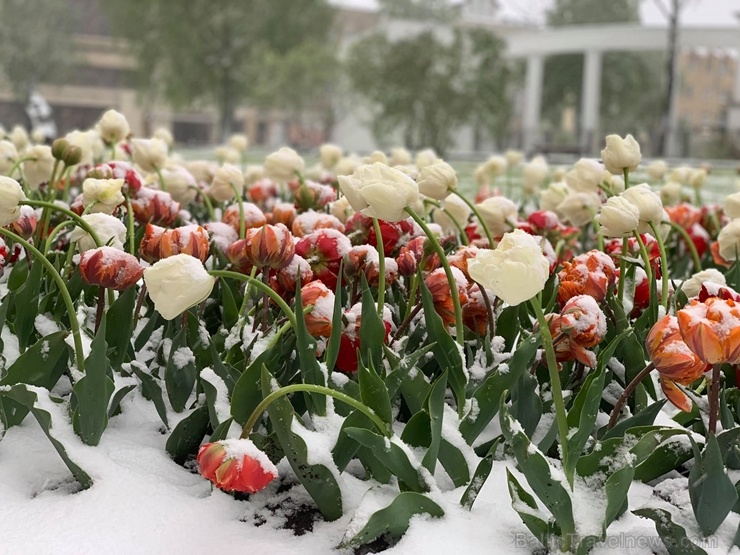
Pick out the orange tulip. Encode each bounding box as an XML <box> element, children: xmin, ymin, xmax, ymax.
<box><xmin>548</xmin><ymin>295</ymin><xmax>606</xmax><ymax>368</ymax></box>
<box><xmin>425</xmin><ymin>267</ymin><xmax>468</xmax><ymax>327</ymax></box>
<box><xmin>301</xmin><ymin>280</ymin><xmax>334</xmax><ymax>338</ymax></box>
<box><xmin>646</xmin><ymin>314</ymin><xmax>708</xmax><ymax>412</ymax></box>
<box><xmin>139</xmin><ymin>223</ymin><xmax>210</xmax><ymax>264</ymax></box>
<box><xmin>677</xmin><ymin>297</ymin><xmax>740</xmax><ymax>365</ymax></box>
<box><xmin>243</xmin><ymin>224</ymin><xmax>295</xmax><ymax>270</ymax></box>
<box><xmin>197</xmin><ymin>440</ymin><xmax>277</xmax><ymax>494</ymax></box>
<box><xmin>79</xmin><ymin>246</ymin><xmax>144</xmax><ymax>291</ymax></box>
<box><xmin>222</xmin><ymin>202</ymin><xmax>266</xmax><ymax>234</ymax></box>
<box><xmin>557</xmin><ymin>250</ymin><xmax>616</xmax><ymax>305</ymax></box>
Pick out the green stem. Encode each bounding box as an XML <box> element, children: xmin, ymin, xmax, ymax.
<box><xmin>201</xmin><ymin>191</ymin><xmax>216</xmax><ymax>222</ymax></box>
<box><xmin>617</xmin><ymin>237</ymin><xmax>628</xmax><ymax>302</ymax></box>
<box><xmin>623</xmin><ymin>168</ymin><xmax>630</xmax><ymax>190</ymax></box>
<box><xmin>405</xmin><ymin>207</ymin><xmax>465</xmax><ymax>346</ymax></box>
<box><xmin>0</xmin><ymin>228</ymin><xmax>85</xmax><ymax>373</ymax></box>
<box><xmin>648</xmin><ymin>222</ymin><xmax>670</xmax><ymax>311</ymax></box>
<box><xmin>154</xmin><ymin>165</ymin><xmax>167</xmax><ymax>192</ymax></box>
<box><xmin>124</xmin><ymin>194</ymin><xmax>135</xmax><ymax>255</ymax></box>
<box><xmin>450</xmin><ymin>189</ymin><xmax>495</xmax><ymax>248</ymax></box>
<box><xmin>530</xmin><ymin>296</ymin><xmax>571</xmax><ymax>487</ymax></box>
<box><xmin>209</xmin><ymin>269</ymin><xmax>296</xmax><ymax>329</ymax></box>
<box><xmin>665</xmin><ymin>220</ymin><xmax>702</xmax><ymax>272</ymax></box>
<box><xmin>372</xmin><ymin>217</ymin><xmax>386</xmax><ymax>316</ymax></box>
<box><xmin>404</xmin><ymin>273</ymin><xmax>419</xmax><ymax>321</ymax></box>
<box><xmin>240</xmin><ymin>383</ymin><xmax>390</xmax><ymax>439</ymax></box>
<box><xmin>231</xmin><ymin>185</ymin><xmax>246</xmax><ymax>239</ymax></box>
<box><xmin>6</xmin><ymin>156</ymin><xmax>35</xmax><ymax>180</ymax></box>
<box><xmin>21</xmin><ymin>200</ymin><xmax>103</xmax><ymax>248</ymax></box>
<box><xmin>43</xmin><ymin>220</ymin><xmax>78</xmax><ymax>254</ymax></box>
<box><xmin>632</xmin><ymin>231</ymin><xmax>653</xmax><ymax>287</ymax></box>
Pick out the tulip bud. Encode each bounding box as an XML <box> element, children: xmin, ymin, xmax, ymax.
<box><xmin>144</xmin><ymin>254</ymin><xmax>215</xmax><ymax>320</ymax></box>
<box><xmin>131</xmin><ymin>187</ymin><xmax>181</xmax><ymax>227</ymax></box>
<box><xmin>338</xmin><ymin>163</ymin><xmax>422</xmax><ymax>223</ymax></box>
<box><xmin>301</xmin><ymin>280</ymin><xmax>334</xmax><ymax>337</ymax></box>
<box><xmin>319</xmin><ymin>143</ymin><xmax>342</xmax><ymax>169</ymax></box>
<box><xmin>425</xmin><ymin>267</ymin><xmax>468</xmax><ymax>327</ymax></box>
<box><xmin>79</xmin><ymin>246</ymin><xmax>144</xmax><ymax>290</ymax></box>
<box><xmin>131</xmin><ymin>138</ymin><xmax>168</xmax><ymax>172</ymax></box>
<box><xmin>228</xmin><ymin>133</ymin><xmax>249</xmax><ymax>153</ymax></box>
<box><xmin>197</xmin><ymin>439</ymin><xmax>277</xmax><ymax>494</ymax></box>
<box><xmin>82</xmin><ymin>178</ymin><xmax>125</xmax><ymax>214</ymax></box>
<box><xmin>678</xmin><ymin>298</ymin><xmax>740</xmax><ymax>365</ymax></box>
<box><xmin>242</xmin><ymin>224</ymin><xmax>295</xmax><ymax>270</ymax></box>
<box><xmin>51</xmin><ymin>138</ymin><xmax>70</xmax><ymax>161</ymax></box>
<box><xmin>222</xmin><ymin>202</ymin><xmax>266</xmax><ymax>234</ymax></box>
<box><xmin>417</xmin><ymin>160</ymin><xmax>457</xmax><ymax>200</ymax></box>
<box><xmin>10</xmin><ymin>205</ymin><xmax>37</xmax><ymax>239</ymax></box>
<box><xmin>597</xmin><ymin>195</ymin><xmax>640</xmax><ymax>237</ymax></box>
<box><xmin>475</xmin><ymin>196</ymin><xmax>518</xmax><ymax>237</ymax></box>
<box><xmin>69</xmin><ymin>213</ymin><xmax>127</xmax><ymax>252</ymax></box>
<box><xmin>556</xmin><ymin>192</ymin><xmax>601</xmax><ymax>227</ymax></box>
<box><xmin>264</xmin><ymin>147</ymin><xmax>305</xmax><ymax>183</ymax></box>
<box><xmin>557</xmin><ymin>250</ymin><xmax>616</xmax><ymax>305</ymax></box>
<box><xmin>208</xmin><ymin>164</ymin><xmax>244</xmax><ymax>202</ymax></box>
<box><xmin>22</xmin><ymin>145</ymin><xmax>54</xmax><ymax>191</ymax></box>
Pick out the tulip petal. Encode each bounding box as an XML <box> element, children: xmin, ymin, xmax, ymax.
<box><xmin>659</xmin><ymin>375</ymin><xmax>693</xmax><ymax>413</ymax></box>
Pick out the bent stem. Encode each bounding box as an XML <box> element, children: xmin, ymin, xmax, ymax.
<box><xmin>405</xmin><ymin>207</ymin><xmax>465</xmax><ymax>347</ymax></box>
<box><xmin>665</xmin><ymin>220</ymin><xmax>702</xmax><ymax>272</ymax></box>
<box><xmin>241</xmin><ymin>382</ymin><xmax>390</xmax><ymax>439</ymax></box>
<box><xmin>0</xmin><ymin>228</ymin><xmax>85</xmax><ymax>373</ymax></box>
<box><xmin>372</xmin><ymin>217</ymin><xmax>386</xmax><ymax>316</ymax></box>
<box><xmin>450</xmin><ymin>189</ymin><xmax>494</xmax><ymax>248</ymax></box>
<box><xmin>530</xmin><ymin>296</ymin><xmax>571</xmax><ymax>487</ymax></box>
<box><xmin>632</xmin><ymin>231</ymin><xmax>654</xmax><ymax>297</ymax></box>
<box><xmin>230</xmin><ymin>184</ymin><xmax>246</xmax><ymax>239</ymax></box>
<box><xmin>648</xmin><ymin>222</ymin><xmax>670</xmax><ymax>312</ymax></box>
<box><xmin>21</xmin><ymin>200</ymin><xmax>104</xmax><ymax>248</ymax></box>
<box><xmin>607</xmin><ymin>362</ymin><xmax>655</xmax><ymax>429</ymax></box>
<box><xmin>209</xmin><ymin>269</ymin><xmax>296</xmax><ymax>329</ymax></box>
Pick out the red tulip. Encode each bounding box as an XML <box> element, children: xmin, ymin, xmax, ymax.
<box><xmin>197</xmin><ymin>440</ymin><xmax>277</xmax><ymax>494</ymax></box>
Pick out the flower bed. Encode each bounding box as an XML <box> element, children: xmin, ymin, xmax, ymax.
<box><xmin>0</xmin><ymin>114</ymin><xmax>739</xmax><ymax>554</ymax></box>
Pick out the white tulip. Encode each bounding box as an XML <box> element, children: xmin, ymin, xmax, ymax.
<box><xmin>153</xmin><ymin>127</ymin><xmax>174</xmax><ymax>147</ymax></box>
<box><xmin>417</xmin><ymin>160</ymin><xmax>457</xmax><ymax>200</ymax></box>
<box><xmin>22</xmin><ymin>145</ymin><xmax>54</xmax><ymax>191</ymax></box>
<box><xmin>475</xmin><ymin>196</ymin><xmax>518</xmax><ymax>237</ymax></box>
<box><xmin>335</xmin><ymin>155</ymin><xmax>362</xmax><ymax>177</ymax></box>
<box><xmin>364</xmin><ymin>151</ymin><xmax>388</xmax><ymax>165</ymax></box>
<box><xmin>681</xmin><ymin>268</ymin><xmax>726</xmax><ymax>299</ymax></box>
<box><xmin>389</xmin><ymin>148</ymin><xmax>411</xmax><ymax>166</ymax></box>
<box><xmin>484</xmin><ymin>156</ymin><xmax>508</xmax><ymax>177</ymax></box>
<box><xmin>415</xmin><ymin>149</ymin><xmax>438</xmax><ymax>169</ymax></box>
<box><xmin>214</xmin><ymin>146</ymin><xmax>240</xmax><ymax>165</ymax></box>
<box><xmin>431</xmin><ymin>193</ymin><xmax>471</xmax><ymax>234</ymax></box>
<box><xmin>597</xmin><ymin>195</ymin><xmax>640</xmax><ymax>237</ymax></box>
<box><xmin>82</xmin><ymin>178</ymin><xmax>125</xmax><ymax>214</ymax></box>
<box><xmin>669</xmin><ymin>166</ymin><xmax>691</xmax><ymax>185</ymax></box>
<box><xmin>157</xmin><ymin>166</ymin><xmax>198</xmax><ymax>205</ymax></box>
<box><xmin>330</xmin><ymin>195</ymin><xmax>354</xmax><ymax>223</ymax></box>
<box><xmin>208</xmin><ymin>164</ymin><xmax>244</xmax><ymax>202</ymax></box>
<box><xmin>0</xmin><ymin>140</ymin><xmax>17</xmax><ymax>176</ymax></box>
<box><xmin>565</xmin><ymin>158</ymin><xmax>604</xmax><ymax>193</ymax></box>
<box><xmin>0</xmin><ymin>176</ymin><xmax>27</xmax><ymax>226</ymax></box>
<box><xmin>688</xmin><ymin>168</ymin><xmax>707</xmax><ymax>189</ymax></box>
<box><xmin>132</xmin><ymin>138</ymin><xmax>168</xmax><ymax>172</ymax></box>
<box><xmin>228</xmin><ymin>133</ymin><xmax>249</xmax><ymax>152</ymax></box>
<box><xmin>620</xmin><ymin>183</ymin><xmax>663</xmax><ymax>233</ymax></box>
<box><xmin>539</xmin><ymin>181</ymin><xmax>571</xmax><ymax>214</ymax></box>
<box><xmin>66</xmin><ymin>129</ymin><xmax>103</xmax><ymax>165</ymax></box>
<box><xmin>264</xmin><ymin>147</ymin><xmax>305</xmax><ymax>183</ymax></box>
<box><xmin>338</xmin><ymin>162</ymin><xmax>422</xmax><ymax>222</ymax></box>
<box><xmin>601</xmin><ymin>134</ymin><xmax>641</xmax><ymax>175</ymax></box>
<box><xmin>504</xmin><ymin>149</ymin><xmax>524</xmax><ymax>168</ymax></box>
<box><xmin>468</xmin><ymin>229</ymin><xmax>549</xmax><ymax>306</ymax></box>
<box><xmin>523</xmin><ymin>155</ymin><xmax>549</xmax><ymax>192</ymax></box>
<box><xmin>10</xmin><ymin>126</ymin><xmax>29</xmax><ymax>151</ymax></box>
<box><xmin>725</xmin><ymin>192</ymin><xmax>740</xmax><ymax>220</ymax></box>
<box><xmin>319</xmin><ymin>143</ymin><xmax>342</xmax><ymax>169</ymax></box>
<box><xmin>243</xmin><ymin>164</ymin><xmax>265</xmax><ymax>185</ymax></box>
<box><xmin>717</xmin><ymin>219</ymin><xmax>740</xmax><ymax>263</ymax></box>
<box><xmin>646</xmin><ymin>160</ymin><xmax>668</xmax><ymax>181</ymax></box>
<box><xmin>143</xmin><ymin>254</ymin><xmax>216</xmax><ymax>320</ymax></box>
<box><xmin>556</xmin><ymin>192</ymin><xmax>601</xmax><ymax>226</ymax></box>
<box><xmin>96</xmin><ymin>110</ymin><xmax>130</xmax><ymax>144</ymax></box>
<box><xmin>69</xmin><ymin>213</ymin><xmax>127</xmax><ymax>252</ymax></box>
<box><xmin>660</xmin><ymin>181</ymin><xmax>683</xmax><ymax>206</ymax></box>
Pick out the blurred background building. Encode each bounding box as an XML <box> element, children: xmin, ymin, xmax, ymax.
<box><xmin>0</xmin><ymin>0</ymin><xmax>739</xmax><ymax>158</ymax></box>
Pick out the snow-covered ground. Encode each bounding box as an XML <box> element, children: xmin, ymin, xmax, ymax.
<box><xmin>0</xmin><ymin>392</ymin><xmax>737</xmax><ymax>555</ymax></box>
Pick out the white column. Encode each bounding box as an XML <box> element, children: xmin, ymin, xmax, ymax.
<box><xmin>580</xmin><ymin>49</ymin><xmax>602</xmax><ymax>154</ymax></box>
<box><xmin>522</xmin><ymin>54</ymin><xmax>544</xmax><ymax>153</ymax></box>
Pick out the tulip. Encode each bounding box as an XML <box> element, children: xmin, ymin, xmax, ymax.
<box><xmin>647</xmin><ymin>315</ymin><xmax>708</xmax><ymax>412</ymax></box>
<box><xmin>204</xmin><ymin>221</ymin><xmax>238</xmax><ymax>254</ymax></box>
<box><xmin>620</xmin><ymin>183</ymin><xmax>664</xmax><ymax>233</ymax></box>
<box><xmin>689</xmin><ymin>168</ymin><xmax>707</xmax><ymax>189</ymax></box>
<box><xmin>143</xmin><ymin>254</ymin><xmax>215</xmax><ymax>320</ymax></box>
<box><xmin>294</xmin><ymin>180</ymin><xmax>336</xmax><ymax>212</ymax></box>
<box><xmin>523</xmin><ymin>155</ymin><xmax>549</xmax><ymax>191</ymax></box>
<box><xmin>681</xmin><ymin>268</ymin><xmax>726</xmax><ymax>299</ymax></box>
<box><xmin>417</xmin><ymin>160</ymin><xmax>457</xmax><ymax>200</ymax></box>
<box><xmin>82</xmin><ymin>178</ymin><xmax>125</xmax><ymax>214</ymax></box>
<box><xmin>22</xmin><ymin>145</ymin><xmax>54</xmax><ymax>191</ymax></box>
<box><xmin>301</xmin><ymin>280</ymin><xmax>335</xmax><ymax>338</ymax></box>
<box><xmin>556</xmin><ymin>192</ymin><xmax>601</xmax><ymax>227</ymax></box>
<box><xmin>329</xmin><ymin>196</ymin><xmax>354</xmax><ymax>224</ymax></box>
<box><xmin>336</xmin><ymin>302</ymin><xmax>393</xmax><ymax>373</ymax></box>
<box><xmin>715</xmin><ymin>219</ymin><xmax>740</xmax><ymax>264</ymax></box>
<box><xmin>244</xmin><ymin>165</ymin><xmax>265</xmax><ymax>185</ymax></box>
<box><xmin>131</xmin><ymin>138</ymin><xmax>168</xmax><ymax>173</ymax></box>
<box><xmin>467</xmin><ymin>229</ymin><xmax>549</xmax><ymax>307</ymax></box>
<box><xmin>483</xmin><ymin>156</ymin><xmax>507</xmax><ymax>178</ymax></box>
<box><xmin>228</xmin><ymin>133</ymin><xmax>249</xmax><ymax>152</ymax></box>
<box><xmin>153</xmin><ymin>127</ymin><xmax>174</xmax><ymax>147</ymax></box>
<box><xmin>415</xmin><ymin>149</ymin><xmax>438</xmax><ymax>169</ymax></box>
<box><xmin>222</xmin><ymin>202</ymin><xmax>266</xmax><ymax>233</ymax></box>
<box><xmin>425</xmin><ymin>267</ymin><xmax>469</xmax><ymax>327</ymax></box>
<box><xmin>96</xmin><ymin>110</ymin><xmax>130</xmax><ymax>145</ymax></box>
<box><xmin>677</xmin><ymin>298</ymin><xmax>740</xmax><ymax>365</ymax></box>
<box><xmin>130</xmin><ymin>187</ymin><xmax>181</xmax><ymax>226</ymax></box>
<box><xmin>725</xmin><ymin>192</ymin><xmax>740</xmax><ymax>220</ymax></box>
<box><xmin>264</xmin><ymin>147</ymin><xmax>305</xmax><ymax>183</ymax></box>
<box><xmin>79</xmin><ymin>246</ymin><xmax>144</xmax><ymax>291</ymax></box>
<box><xmin>319</xmin><ymin>143</ymin><xmax>342</xmax><ymax>169</ymax></box>
<box><xmin>430</xmin><ymin>194</ymin><xmax>471</xmax><ymax>235</ymax></box>
<box><xmin>646</xmin><ymin>160</ymin><xmax>668</xmax><ymax>181</ymax></box>
<box><xmin>69</xmin><ymin>213</ymin><xmax>127</xmax><ymax>252</ymax></box>
<box><xmin>9</xmin><ymin>125</ymin><xmax>29</xmax><ymax>151</ymax></box>
<box><xmin>557</xmin><ymin>250</ymin><xmax>616</xmax><ymax>304</ymax></box>
<box><xmin>0</xmin><ymin>140</ymin><xmax>18</xmax><ymax>176</ymax></box>
<box><xmin>291</xmin><ymin>212</ymin><xmax>345</xmax><ymax>237</ymax></box>
<box><xmin>140</xmin><ymin>224</ymin><xmax>210</xmax><ymax>264</ymax></box>
<box><xmin>475</xmin><ymin>196</ymin><xmax>517</xmax><ymax>238</ymax></box>
<box><xmin>597</xmin><ymin>195</ymin><xmax>640</xmax><ymax>237</ymax></box>
<box><xmin>504</xmin><ymin>149</ymin><xmax>524</xmax><ymax>168</ymax></box>
<box><xmin>294</xmin><ymin>228</ymin><xmax>352</xmax><ymax>290</ymax></box>
<box><xmin>601</xmin><ymin>134</ymin><xmax>641</xmax><ymax>175</ymax></box>
<box><xmin>215</xmin><ymin>146</ymin><xmax>240</xmax><ymax>165</ymax></box>
<box><xmin>0</xmin><ymin>176</ymin><xmax>27</xmax><ymax>226</ymax></box>
<box><xmin>197</xmin><ymin>439</ymin><xmax>277</xmax><ymax>494</ymax></box>
<box><xmin>565</xmin><ymin>158</ymin><xmax>603</xmax><ymax>194</ymax></box>
<box><xmin>548</xmin><ymin>295</ymin><xmax>606</xmax><ymax>368</ymax></box>
<box><xmin>338</xmin><ymin>163</ymin><xmax>423</xmax><ymax>223</ymax></box>
<box><xmin>539</xmin><ymin>181</ymin><xmax>571</xmax><ymax>214</ymax></box>
<box><xmin>389</xmin><ymin>148</ymin><xmax>411</xmax><ymax>166</ymax></box>
<box><xmin>208</xmin><ymin>164</ymin><xmax>244</xmax><ymax>202</ymax></box>
<box><xmin>9</xmin><ymin>205</ymin><xmax>37</xmax><ymax>239</ymax></box>
<box><xmin>156</xmin><ymin>166</ymin><xmax>198</xmax><ymax>205</ymax></box>
<box><xmin>270</xmin><ymin>202</ymin><xmax>297</xmax><ymax>228</ymax></box>
<box><xmin>364</xmin><ymin>150</ymin><xmax>388</xmax><ymax>165</ymax></box>
<box><xmin>242</xmin><ymin>224</ymin><xmax>295</xmax><ymax>270</ymax></box>
<box><xmin>274</xmin><ymin>255</ymin><xmax>313</xmax><ymax>294</ymax></box>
